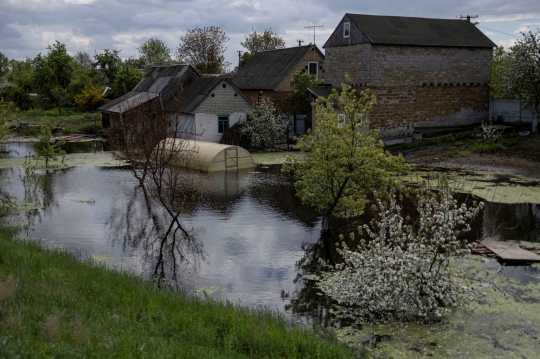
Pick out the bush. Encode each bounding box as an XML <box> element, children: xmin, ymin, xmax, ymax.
<box><xmin>74</xmin><ymin>85</ymin><xmax>108</xmax><ymax>111</ymax></box>
<box><xmin>78</xmin><ymin>122</ymin><xmax>100</xmax><ymax>135</ymax></box>
<box><xmin>314</xmin><ymin>183</ymin><xmax>486</xmax><ymax>323</ymax></box>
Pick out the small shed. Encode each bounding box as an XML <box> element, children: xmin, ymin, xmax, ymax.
<box><xmin>162</xmin><ymin>139</ymin><xmax>255</xmax><ymax>172</ymax></box>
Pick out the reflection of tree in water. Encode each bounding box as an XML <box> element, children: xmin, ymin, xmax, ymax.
<box><xmin>248</xmin><ymin>169</ymin><xmax>320</xmax><ymax>227</ymax></box>
<box><xmin>108</xmin><ymin>185</ymin><xmax>203</xmax><ymax>290</ymax></box>
<box><xmin>483</xmin><ymin>202</ymin><xmax>540</xmax><ymax>243</ymax></box>
<box><xmin>17</xmin><ymin>163</ymin><xmax>60</xmax><ymax>233</ymax></box>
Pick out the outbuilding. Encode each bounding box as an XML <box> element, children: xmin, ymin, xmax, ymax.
<box><xmin>162</xmin><ymin>139</ymin><xmax>255</xmax><ymax>172</ymax></box>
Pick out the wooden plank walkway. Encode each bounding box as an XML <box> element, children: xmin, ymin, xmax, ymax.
<box><xmin>480</xmin><ymin>240</ymin><xmax>540</xmax><ymax>262</ymax></box>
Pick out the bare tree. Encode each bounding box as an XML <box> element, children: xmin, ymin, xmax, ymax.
<box><xmin>176</xmin><ymin>26</ymin><xmax>230</xmax><ymax>74</ymax></box>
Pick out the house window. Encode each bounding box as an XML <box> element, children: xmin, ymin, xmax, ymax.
<box><xmin>308</xmin><ymin>62</ymin><xmax>318</xmax><ymax>78</ymax></box>
<box><xmin>218</xmin><ymin>115</ymin><xmax>229</xmax><ymax>133</ymax></box>
<box><xmin>344</xmin><ymin>22</ymin><xmax>350</xmax><ymax>38</ymax></box>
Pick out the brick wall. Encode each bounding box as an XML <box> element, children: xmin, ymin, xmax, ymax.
<box><xmin>274</xmin><ymin>48</ymin><xmax>326</xmax><ymax>92</ymax></box>
<box><xmin>325</xmin><ymin>44</ymin><xmax>493</xmax><ymax>135</ymax></box>
<box><xmin>194</xmin><ymin>80</ymin><xmax>252</xmax><ymax>114</ymax></box>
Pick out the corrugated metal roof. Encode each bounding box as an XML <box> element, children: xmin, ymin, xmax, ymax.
<box><xmin>104</xmin><ymin>92</ymin><xmax>159</xmax><ymax>113</ymax></box>
<box><xmin>99</xmin><ymin>65</ymin><xmax>249</xmax><ymax>115</ymax></box>
<box><xmin>345</xmin><ymin>14</ymin><xmax>496</xmax><ymax>48</ymax></box>
<box><xmin>232</xmin><ymin>45</ymin><xmax>324</xmax><ymax>90</ymax></box>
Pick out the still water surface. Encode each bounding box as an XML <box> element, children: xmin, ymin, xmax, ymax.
<box><xmin>1</xmin><ymin>141</ymin><xmax>540</xmax><ymax>324</ymax></box>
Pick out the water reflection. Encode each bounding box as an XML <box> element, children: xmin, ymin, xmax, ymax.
<box><xmin>2</xmin><ymin>160</ymin><xmax>540</xmax><ymax>323</ymax></box>
<box><xmin>108</xmin><ymin>185</ymin><xmax>203</xmax><ymax>289</ymax></box>
<box><xmin>2</xmin><ymin>141</ymin><xmax>106</xmax><ymax>158</ymax></box>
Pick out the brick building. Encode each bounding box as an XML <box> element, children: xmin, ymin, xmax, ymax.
<box><xmin>232</xmin><ymin>45</ymin><xmax>325</xmax><ymax>136</ymax></box>
<box><xmin>323</xmin><ymin>14</ymin><xmax>496</xmax><ymax>136</ymax></box>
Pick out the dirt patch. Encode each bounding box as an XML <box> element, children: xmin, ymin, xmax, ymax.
<box><xmin>401</xmin><ymin>133</ymin><xmax>540</xmax><ymax>180</ymax></box>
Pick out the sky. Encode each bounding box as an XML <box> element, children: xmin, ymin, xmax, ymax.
<box><xmin>1</xmin><ymin>0</ymin><xmax>540</xmax><ymax>69</ymax></box>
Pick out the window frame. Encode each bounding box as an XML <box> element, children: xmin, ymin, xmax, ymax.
<box><xmin>343</xmin><ymin>22</ymin><xmax>350</xmax><ymax>38</ymax></box>
<box><xmin>308</xmin><ymin>61</ymin><xmax>318</xmax><ymax>79</ymax></box>
<box><xmin>218</xmin><ymin>115</ymin><xmax>229</xmax><ymax>134</ymax></box>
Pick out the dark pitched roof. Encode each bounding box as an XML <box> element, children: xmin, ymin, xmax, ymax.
<box><xmin>99</xmin><ymin>65</ymin><xmax>198</xmax><ymax>113</ymax></box>
<box><xmin>232</xmin><ymin>45</ymin><xmax>324</xmax><ymax>90</ymax></box>
<box><xmin>344</xmin><ymin>13</ymin><xmax>496</xmax><ymax>48</ymax></box>
<box><xmin>99</xmin><ymin>65</ymin><xmax>249</xmax><ymax>114</ymax></box>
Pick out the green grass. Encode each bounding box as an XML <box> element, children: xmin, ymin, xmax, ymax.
<box><xmin>13</xmin><ymin>109</ymin><xmax>101</xmax><ymax>135</ymax></box>
<box><xmin>0</xmin><ymin>227</ymin><xmax>355</xmax><ymax>358</ymax></box>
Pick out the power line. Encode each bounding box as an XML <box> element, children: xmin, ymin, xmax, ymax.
<box><xmin>477</xmin><ymin>25</ymin><xmax>522</xmax><ymax>38</ymax></box>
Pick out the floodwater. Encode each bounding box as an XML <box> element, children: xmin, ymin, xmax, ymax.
<box><xmin>1</xmin><ymin>141</ymin><xmax>540</xmax><ymax>355</ymax></box>
<box><xmin>1</xmin><ymin>140</ymin><xmax>106</xmax><ymax>158</ymax></box>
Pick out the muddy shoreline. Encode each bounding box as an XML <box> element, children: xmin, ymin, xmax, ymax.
<box><xmin>401</xmin><ymin>133</ymin><xmax>540</xmax><ymax>181</ymax></box>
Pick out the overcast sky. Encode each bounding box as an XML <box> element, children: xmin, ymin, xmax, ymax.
<box><xmin>1</xmin><ymin>0</ymin><xmax>540</xmax><ymax>69</ymax></box>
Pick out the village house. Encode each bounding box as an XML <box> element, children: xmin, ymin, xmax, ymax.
<box><xmin>232</xmin><ymin>44</ymin><xmax>325</xmax><ymax>136</ymax></box>
<box><xmin>98</xmin><ymin>65</ymin><xmax>252</xmax><ymax>143</ymax></box>
<box><xmin>321</xmin><ymin>13</ymin><xmax>497</xmax><ymax>137</ymax></box>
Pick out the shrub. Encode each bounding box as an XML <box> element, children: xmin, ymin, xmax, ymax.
<box><xmin>74</xmin><ymin>85</ymin><xmax>108</xmax><ymax>111</ymax></box>
<box><xmin>314</xmin><ymin>184</ymin><xmax>487</xmax><ymax>323</ymax></box>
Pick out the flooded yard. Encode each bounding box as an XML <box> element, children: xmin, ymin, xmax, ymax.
<box><xmin>1</xmin><ymin>141</ymin><xmax>540</xmax><ymax>357</ymax></box>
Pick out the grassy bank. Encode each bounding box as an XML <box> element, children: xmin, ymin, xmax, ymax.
<box><xmin>0</xmin><ymin>227</ymin><xmax>354</xmax><ymax>358</ymax></box>
<box><xmin>13</xmin><ymin>109</ymin><xmax>101</xmax><ymax>136</ymax></box>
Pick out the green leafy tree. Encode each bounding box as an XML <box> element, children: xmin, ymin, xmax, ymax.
<box><xmin>241</xmin><ymin>28</ymin><xmax>286</xmax><ymax>53</ymax></box>
<box><xmin>2</xmin><ymin>59</ymin><xmax>35</xmax><ymax>110</ymax></box>
<box><xmin>240</xmin><ymin>97</ymin><xmax>288</xmax><ymax>150</ymax></box>
<box><xmin>176</xmin><ymin>26</ymin><xmax>230</xmax><ymax>74</ymax></box>
<box><xmin>236</xmin><ymin>28</ymin><xmax>285</xmax><ymax>71</ymax></box>
<box><xmin>93</xmin><ymin>49</ymin><xmax>122</xmax><ymax>84</ymax></box>
<box><xmin>139</xmin><ymin>37</ymin><xmax>173</xmax><ymax>68</ymax></box>
<box><xmin>490</xmin><ymin>46</ymin><xmax>510</xmax><ymax>99</ymax></box>
<box><xmin>0</xmin><ymin>52</ymin><xmax>9</xmax><ymax>80</ymax></box>
<box><xmin>286</xmin><ymin>72</ymin><xmax>321</xmax><ymax>115</ymax></box>
<box><xmin>35</xmin><ymin>126</ymin><xmax>66</xmax><ymax>168</ymax></box>
<box><xmin>32</xmin><ymin>41</ymin><xmax>74</xmax><ymax>114</ymax></box>
<box><xmin>111</xmin><ymin>66</ymin><xmax>144</xmax><ymax>98</ymax></box>
<box><xmin>284</xmin><ymin>77</ymin><xmax>409</xmax><ymax>219</ymax></box>
<box><xmin>0</xmin><ymin>99</ymin><xmax>15</xmax><ymax>142</ymax></box>
<box><xmin>500</xmin><ymin>30</ymin><xmax>540</xmax><ymax>132</ymax></box>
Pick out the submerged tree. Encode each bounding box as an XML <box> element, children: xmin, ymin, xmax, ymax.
<box><xmin>284</xmin><ymin>77</ymin><xmax>409</xmax><ymax>219</ymax></box>
<box><xmin>240</xmin><ymin>97</ymin><xmax>288</xmax><ymax>150</ymax></box>
<box><xmin>315</xmin><ymin>184</ymin><xmax>488</xmax><ymax>323</ymax></box>
<box><xmin>176</xmin><ymin>26</ymin><xmax>230</xmax><ymax>74</ymax></box>
<box><xmin>35</xmin><ymin>126</ymin><xmax>66</xmax><ymax>168</ymax></box>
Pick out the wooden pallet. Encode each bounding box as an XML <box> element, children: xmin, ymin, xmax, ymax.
<box><xmin>478</xmin><ymin>240</ymin><xmax>540</xmax><ymax>262</ymax></box>
<box><xmin>57</xmin><ymin>134</ymin><xmax>95</xmax><ymax>142</ymax></box>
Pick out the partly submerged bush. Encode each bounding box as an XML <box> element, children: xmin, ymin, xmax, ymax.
<box><xmin>315</xmin><ymin>184</ymin><xmax>488</xmax><ymax>323</ymax></box>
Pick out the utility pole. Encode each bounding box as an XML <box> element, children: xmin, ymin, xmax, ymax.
<box><xmin>460</xmin><ymin>14</ymin><xmax>479</xmax><ymax>25</ymax></box>
<box><xmin>304</xmin><ymin>25</ymin><xmax>323</xmax><ymax>45</ymax></box>
<box><xmin>237</xmin><ymin>50</ymin><xmax>242</xmax><ymax>64</ymax></box>
<box><xmin>297</xmin><ymin>39</ymin><xmax>304</xmax><ymax>46</ymax></box>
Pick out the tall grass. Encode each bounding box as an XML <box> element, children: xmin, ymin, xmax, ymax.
<box><xmin>0</xmin><ymin>227</ymin><xmax>355</xmax><ymax>358</ymax></box>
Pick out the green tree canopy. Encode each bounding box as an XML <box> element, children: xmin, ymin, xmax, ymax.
<box><xmin>0</xmin><ymin>52</ymin><xmax>9</xmax><ymax>80</ymax></box>
<box><xmin>32</xmin><ymin>41</ymin><xmax>74</xmax><ymax>114</ymax></box>
<box><xmin>93</xmin><ymin>49</ymin><xmax>122</xmax><ymax>84</ymax></box>
<box><xmin>2</xmin><ymin>59</ymin><xmax>35</xmax><ymax>110</ymax></box>
<box><xmin>240</xmin><ymin>28</ymin><xmax>286</xmax><ymax>54</ymax></box>
<box><xmin>286</xmin><ymin>72</ymin><xmax>321</xmax><ymax>115</ymax></box>
<box><xmin>139</xmin><ymin>37</ymin><xmax>173</xmax><ymax>68</ymax></box>
<box><xmin>490</xmin><ymin>46</ymin><xmax>510</xmax><ymax>99</ymax></box>
<box><xmin>176</xmin><ymin>26</ymin><xmax>230</xmax><ymax>74</ymax></box>
<box><xmin>284</xmin><ymin>77</ymin><xmax>409</xmax><ymax>219</ymax></box>
<box><xmin>111</xmin><ymin>65</ymin><xmax>144</xmax><ymax>98</ymax></box>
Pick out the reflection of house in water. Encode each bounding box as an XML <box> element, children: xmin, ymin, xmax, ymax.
<box><xmin>197</xmin><ymin>169</ymin><xmax>320</xmax><ymax>227</ymax></box>
<box><xmin>482</xmin><ymin>202</ymin><xmax>540</xmax><ymax>243</ymax></box>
